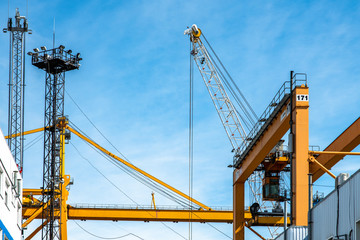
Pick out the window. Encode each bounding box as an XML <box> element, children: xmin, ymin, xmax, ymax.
<box><xmin>17</xmin><ymin>203</ymin><xmax>22</xmax><ymax>227</ymax></box>
<box><xmin>5</xmin><ymin>179</ymin><xmax>9</xmax><ymax>208</ymax></box>
<box><xmin>4</xmin><ymin>191</ymin><xmax>8</xmax><ymax>208</ymax></box>
<box><xmin>16</xmin><ymin>179</ymin><xmax>21</xmax><ymax>196</ymax></box>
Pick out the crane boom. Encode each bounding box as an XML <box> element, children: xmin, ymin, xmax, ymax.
<box><xmin>185</xmin><ymin>25</ymin><xmax>247</xmax><ymax>152</ymax></box>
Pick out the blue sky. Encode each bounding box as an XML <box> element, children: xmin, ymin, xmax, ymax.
<box><xmin>1</xmin><ymin>0</ymin><xmax>360</xmax><ymax>239</ymax></box>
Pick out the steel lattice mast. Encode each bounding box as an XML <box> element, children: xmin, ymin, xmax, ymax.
<box><xmin>3</xmin><ymin>8</ymin><xmax>31</xmax><ymax>174</ymax></box>
<box><xmin>29</xmin><ymin>46</ymin><xmax>81</xmax><ymax>240</ymax></box>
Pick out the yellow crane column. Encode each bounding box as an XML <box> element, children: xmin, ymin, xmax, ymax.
<box><xmin>233</xmin><ymin>181</ymin><xmax>245</xmax><ymax>240</ymax></box>
<box><xmin>291</xmin><ymin>86</ymin><xmax>309</xmax><ymax>225</ymax></box>
<box><xmin>59</xmin><ymin>118</ymin><xmax>69</xmax><ymax>240</ymax></box>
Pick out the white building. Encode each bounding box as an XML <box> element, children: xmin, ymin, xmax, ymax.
<box><xmin>0</xmin><ymin>128</ymin><xmax>22</xmax><ymax>240</ymax></box>
<box><xmin>310</xmin><ymin>170</ymin><xmax>360</xmax><ymax>240</ymax></box>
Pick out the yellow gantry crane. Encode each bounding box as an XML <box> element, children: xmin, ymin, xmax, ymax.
<box><xmin>4</xmin><ymin>25</ymin><xmax>360</xmax><ymax>240</ymax></box>
<box><xmin>184</xmin><ymin>24</ymin><xmax>360</xmax><ymax>240</ymax></box>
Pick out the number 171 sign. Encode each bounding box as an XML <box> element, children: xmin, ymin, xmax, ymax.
<box><xmin>296</xmin><ymin>94</ymin><xmax>309</xmax><ymax>101</ymax></box>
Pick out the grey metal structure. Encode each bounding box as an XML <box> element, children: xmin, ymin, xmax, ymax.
<box><xmin>3</xmin><ymin>9</ymin><xmax>31</xmax><ymax>174</ymax></box>
<box><xmin>274</xmin><ymin>226</ymin><xmax>308</xmax><ymax>240</ymax></box>
<box><xmin>310</xmin><ymin>169</ymin><xmax>360</xmax><ymax>240</ymax></box>
<box><xmin>29</xmin><ymin>46</ymin><xmax>81</xmax><ymax>240</ymax></box>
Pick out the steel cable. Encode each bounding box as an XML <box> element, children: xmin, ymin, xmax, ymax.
<box><xmin>202</xmin><ymin>34</ymin><xmax>258</xmax><ymax>123</ymax></box>
<box><xmin>70</xmin><ymin>142</ymin><xmax>189</xmax><ymax>240</ymax></box>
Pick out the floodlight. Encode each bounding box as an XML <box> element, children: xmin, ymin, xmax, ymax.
<box><xmin>59</xmin><ymin>45</ymin><xmax>65</xmax><ymax>50</ymax></box>
<box><xmin>33</xmin><ymin>48</ymin><xmax>40</xmax><ymax>52</ymax></box>
<box><xmin>27</xmin><ymin>52</ymin><xmax>33</xmax><ymax>56</ymax></box>
<box><xmin>67</xmin><ymin>49</ymin><xmax>72</xmax><ymax>54</ymax></box>
<box><xmin>41</xmin><ymin>46</ymin><xmax>47</xmax><ymax>51</ymax></box>
<box><xmin>76</xmin><ymin>53</ymin><xmax>81</xmax><ymax>58</ymax></box>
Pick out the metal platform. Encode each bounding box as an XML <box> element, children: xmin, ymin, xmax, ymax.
<box><xmin>31</xmin><ymin>48</ymin><xmax>80</xmax><ymax>74</ymax></box>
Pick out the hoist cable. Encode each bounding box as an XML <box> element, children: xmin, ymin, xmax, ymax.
<box><xmin>70</xmin><ymin>142</ymin><xmax>138</xmax><ymax>205</ymax></box>
<box><xmin>65</xmin><ymin>90</ymin><xmax>134</xmax><ymax>164</ymax></box>
<box><xmin>24</xmin><ymin>132</ymin><xmax>42</xmax><ymax>151</ymax></box>
<box><xmin>71</xmin><ymin>122</ymin><xmax>199</xmax><ymax>208</ymax></box>
<box><xmin>188</xmin><ymin>38</ymin><xmax>194</xmax><ymax>240</ymax></box>
<box><xmin>70</xmin><ymin>142</ymin><xmax>189</xmax><ymax>240</ymax></box>
<box><xmin>202</xmin><ymin>33</ymin><xmax>258</xmax><ymax>122</ymax></box>
<box><xmin>202</xmin><ymin>39</ymin><xmax>256</xmax><ymax>129</ymax></box>
<box><xmin>69</xmin><ymin>121</ymin><xmax>199</xmax><ymax>209</ymax></box>
<box><xmin>212</xmin><ymin>59</ymin><xmax>256</xmax><ymax>128</ymax></box>
<box><xmin>204</xmin><ymin>45</ymin><xmax>255</xmax><ymax>132</ymax></box>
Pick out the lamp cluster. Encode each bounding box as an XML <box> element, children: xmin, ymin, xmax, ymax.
<box><xmin>27</xmin><ymin>45</ymin><xmax>82</xmax><ymax>61</ymax></box>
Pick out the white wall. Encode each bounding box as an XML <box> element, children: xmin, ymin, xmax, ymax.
<box><xmin>311</xmin><ymin>169</ymin><xmax>360</xmax><ymax>240</ymax></box>
<box><xmin>0</xmin><ymin>128</ymin><xmax>23</xmax><ymax>240</ymax></box>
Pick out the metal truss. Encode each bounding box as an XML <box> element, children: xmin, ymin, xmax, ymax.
<box><xmin>29</xmin><ymin>45</ymin><xmax>81</xmax><ymax>240</ymax></box>
<box><xmin>191</xmin><ymin>39</ymin><xmax>247</xmax><ymax>150</ymax></box>
<box><xmin>3</xmin><ymin>8</ymin><xmax>31</xmax><ymax>174</ymax></box>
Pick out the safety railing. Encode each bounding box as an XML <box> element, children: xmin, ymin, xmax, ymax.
<box><xmin>69</xmin><ymin>203</ymin><xmax>233</xmax><ymax>211</ymax></box>
<box><xmin>234</xmin><ymin>74</ymin><xmax>307</xmax><ymax>167</ymax></box>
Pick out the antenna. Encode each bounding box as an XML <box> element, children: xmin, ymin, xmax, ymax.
<box><xmin>53</xmin><ymin>17</ymin><xmax>55</xmax><ymax>48</ymax></box>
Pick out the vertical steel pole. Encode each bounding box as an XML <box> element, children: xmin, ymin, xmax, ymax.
<box><xmin>308</xmin><ymin>173</ymin><xmax>313</xmax><ymax>240</ymax></box>
<box><xmin>289</xmin><ymin>71</ymin><xmax>294</xmax><ymax>225</ymax></box>
<box><xmin>3</xmin><ymin>9</ymin><xmax>31</xmax><ymax>175</ymax></box>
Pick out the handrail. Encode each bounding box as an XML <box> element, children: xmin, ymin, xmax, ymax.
<box><xmin>234</xmin><ymin>76</ymin><xmax>307</xmax><ymax>167</ymax></box>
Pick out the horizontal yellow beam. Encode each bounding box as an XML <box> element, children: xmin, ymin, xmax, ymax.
<box><xmin>23</xmin><ymin>206</ymin><xmax>289</xmax><ymax>226</ymax></box>
<box><xmin>67</xmin><ymin>207</ymin><xmax>233</xmax><ymax>223</ymax></box>
<box><xmin>23</xmin><ymin>189</ymin><xmax>43</xmax><ymax>196</ymax></box>
<box><xmin>5</xmin><ymin>127</ymin><xmax>45</xmax><ymax>139</ymax></box>
<box><xmin>310</xmin><ymin>150</ymin><xmax>360</xmax><ymax>156</ymax></box>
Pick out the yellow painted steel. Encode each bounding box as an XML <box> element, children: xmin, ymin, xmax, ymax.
<box><xmin>193</xmin><ymin>28</ymin><xmax>201</xmax><ymax>38</ymax></box>
<box><xmin>22</xmin><ymin>201</ymin><xmax>49</xmax><ymax>228</ymax></box>
<box><xmin>292</xmin><ymin>86</ymin><xmax>309</xmax><ymax>226</ymax></box>
<box><xmin>23</xmin><ymin>205</ymin><xmax>290</xmax><ymax>226</ymax></box>
<box><xmin>233</xmin><ymin>94</ymin><xmax>291</xmax><ymax>240</ymax></box>
<box><xmin>308</xmin><ymin>156</ymin><xmax>336</xmax><ymax>179</ymax></box>
<box><xmin>67</xmin><ymin>207</ymin><xmax>232</xmax><ymax>223</ymax></box>
<box><xmin>246</xmin><ymin>224</ymin><xmax>266</xmax><ymax>240</ymax></box>
<box><xmin>151</xmin><ymin>192</ymin><xmax>156</xmax><ymax>210</ymax></box>
<box><xmin>234</xmin><ymin>97</ymin><xmax>291</xmax><ymax>183</ymax></box>
<box><xmin>25</xmin><ymin>219</ymin><xmax>49</xmax><ymax>240</ymax></box>
<box><xmin>5</xmin><ymin>127</ymin><xmax>44</xmax><ymax>139</ymax></box>
<box><xmin>233</xmin><ymin>181</ymin><xmax>245</xmax><ymax>239</ymax></box>
<box><xmin>59</xmin><ymin>117</ymin><xmax>68</xmax><ymax>240</ymax></box>
<box><xmin>66</xmin><ymin>125</ymin><xmax>211</xmax><ymax>211</ymax></box>
<box><xmin>311</xmin><ymin>117</ymin><xmax>360</xmax><ymax>182</ymax></box>
<box><xmin>309</xmin><ymin>150</ymin><xmax>360</xmax><ymax>156</ymax></box>
<box><xmin>23</xmin><ymin>189</ymin><xmax>43</xmax><ymax>195</ymax></box>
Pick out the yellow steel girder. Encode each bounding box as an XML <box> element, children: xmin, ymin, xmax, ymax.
<box><xmin>311</xmin><ymin>117</ymin><xmax>360</xmax><ymax>182</ymax></box>
<box><xmin>23</xmin><ymin>205</ymin><xmax>289</xmax><ymax>226</ymax></box>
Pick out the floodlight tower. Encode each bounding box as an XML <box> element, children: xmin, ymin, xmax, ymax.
<box><xmin>3</xmin><ymin>8</ymin><xmax>31</xmax><ymax>174</ymax></box>
<box><xmin>28</xmin><ymin>45</ymin><xmax>81</xmax><ymax>240</ymax></box>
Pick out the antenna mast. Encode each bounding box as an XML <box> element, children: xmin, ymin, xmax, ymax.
<box><xmin>3</xmin><ymin>8</ymin><xmax>32</xmax><ymax>174</ymax></box>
